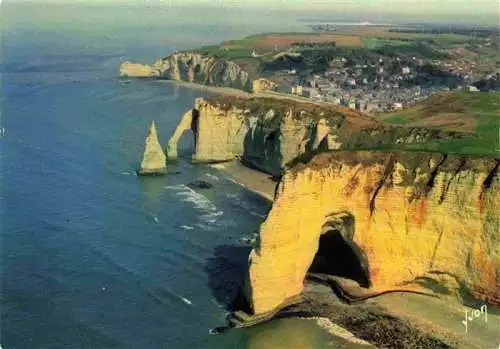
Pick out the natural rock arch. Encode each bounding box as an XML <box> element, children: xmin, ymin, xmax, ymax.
<box><xmin>176</xmin><ymin>129</ymin><xmax>197</xmax><ymax>159</ymax></box>
<box><xmin>167</xmin><ymin>109</ymin><xmax>199</xmax><ymax>160</ymax></box>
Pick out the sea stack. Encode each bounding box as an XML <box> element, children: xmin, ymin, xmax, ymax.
<box><xmin>138</xmin><ymin>121</ymin><xmax>167</xmax><ymax>176</ymax></box>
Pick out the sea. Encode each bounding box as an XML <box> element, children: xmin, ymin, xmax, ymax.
<box><xmin>1</xmin><ymin>3</ymin><xmax>367</xmax><ymax>348</ymax></box>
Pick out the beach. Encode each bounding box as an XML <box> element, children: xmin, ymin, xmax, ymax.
<box><xmin>159</xmin><ymin>80</ymin><xmax>252</xmax><ymax>98</ymax></box>
<box><xmin>209</xmin><ymin>161</ymin><xmax>277</xmax><ymax>203</ymax></box>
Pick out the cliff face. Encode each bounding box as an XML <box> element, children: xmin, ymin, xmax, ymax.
<box><xmin>120</xmin><ymin>61</ymin><xmax>160</xmax><ymax>78</ymax></box>
<box><xmin>167</xmin><ymin>98</ymin><xmax>248</xmax><ymax>162</ymax></box>
<box><xmin>242</xmin><ymin>151</ymin><xmax>499</xmax><ymax>315</ymax></box>
<box><xmin>139</xmin><ymin>121</ymin><xmax>167</xmax><ymax>175</ymax></box>
<box><xmin>120</xmin><ymin>53</ymin><xmax>253</xmax><ymax>92</ymax></box>
<box><xmin>167</xmin><ymin>96</ymin><xmax>462</xmax><ymax>176</ymax></box>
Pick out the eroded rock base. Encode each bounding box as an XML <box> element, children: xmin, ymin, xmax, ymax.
<box><xmin>137</xmin><ymin>169</ymin><xmax>168</xmax><ymax>176</ymax></box>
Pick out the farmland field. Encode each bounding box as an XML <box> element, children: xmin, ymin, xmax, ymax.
<box><xmin>377</xmin><ymin>92</ymin><xmax>500</xmax><ymax>156</ymax></box>
<box><xmin>193</xmin><ymin>28</ymin><xmax>477</xmax><ymax>59</ymax></box>
<box><xmin>251</xmin><ymin>33</ymin><xmax>364</xmax><ymax>49</ymax></box>
<box><xmin>361</xmin><ymin>37</ymin><xmax>415</xmax><ymax>49</ymax></box>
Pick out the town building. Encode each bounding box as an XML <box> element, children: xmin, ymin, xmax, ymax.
<box><xmin>392</xmin><ymin>102</ymin><xmax>404</xmax><ymax>110</ymax></box>
<box><xmin>464</xmin><ymin>85</ymin><xmax>480</xmax><ymax>92</ymax></box>
<box><xmin>302</xmin><ymin>87</ymin><xmax>319</xmax><ymax>98</ymax></box>
<box><xmin>292</xmin><ymin>84</ymin><xmax>303</xmax><ymax>95</ymax></box>
<box><xmin>347</xmin><ymin>77</ymin><xmax>357</xmax><ymax>86</ymax></box>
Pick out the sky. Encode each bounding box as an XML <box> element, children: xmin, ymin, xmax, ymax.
<box><xmin>2</xmin><ymin>0</ymin><xmax>499</xmax><ymax>25</ymax></box>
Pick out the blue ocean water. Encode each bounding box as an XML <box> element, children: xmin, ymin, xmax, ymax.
<box><xmin>1</xmin><ymin>3</ymin><xmax>369</xmax><ymax>348</ymax></box>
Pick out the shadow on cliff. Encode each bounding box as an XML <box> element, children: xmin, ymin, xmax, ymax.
<box><xmin>204</xmin><ymin>244</ymin><xmax>252</xmax><ymax>311</ymax></box>
<box><xmin>242</xmin><ymin>117</ymin><xmax>283</xmax><ymax>178</ymax></box>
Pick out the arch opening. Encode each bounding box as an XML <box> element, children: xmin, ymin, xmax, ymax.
<box><xmin>308</xmin><ymin>218</ymin><xmax>370</xmax><ymax>288</ymax></box>
<box><xmin>176</xmin><ymin>109</ymin><xmax>199</xmax><ymax>159</ymax></box>
<box><xmin>177</xmin><ymin>129</ymin><xmax>196</xmax><ymax>159</ymax></box>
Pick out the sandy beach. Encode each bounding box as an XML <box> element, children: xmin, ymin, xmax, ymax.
<box><xmin>209</xmin><ymin>161</ymin><xmax>276</xmax><ymax>203</ymax></box>
<box><xmin>158</xmin><ymin>80</ymin><xmax>252</xmax><ymax>97</ymax></box>
<box><xmin>158</xmin><ymin>80</ymin><xmax>342</xmax><ymax>107</ymax></box>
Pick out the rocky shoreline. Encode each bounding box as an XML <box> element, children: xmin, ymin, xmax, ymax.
<box><xmin>134</xmin><ymin>79</ymin><xmax>498</xmax><ymax>348</ymax></box>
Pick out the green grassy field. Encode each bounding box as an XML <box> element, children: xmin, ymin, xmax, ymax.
<box><xmin>378</xmin><ymin>92</ymin><xmax>500</xmax><ymax>156</ymax></box>
<box><xmin>361</xmin><ymin>37</ymin><xmax>415</xmax><ymax>49</ymax></box>
<box><xmin>194</xmin><ymin>44</ymin><xmax>254</xmax><ymax>59</ymax></box>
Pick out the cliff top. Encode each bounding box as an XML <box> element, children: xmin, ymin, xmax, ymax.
<box><xmin>292</xmin><ymin>150</ymin><xmax>499</xmax><ymax>181</ymax></box>
<box><xmin>205</xmin><ymin>95</ymin><xmax>383</xmax><ymax>130</ymax></box>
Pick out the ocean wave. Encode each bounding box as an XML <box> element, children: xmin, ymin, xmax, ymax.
<box><xmin>194</xmin><ymin>222</ymin><xmax>215</xmax><ymax>232</ymax></box>
<box><xmin>249</xmin><ymin>211</ymin><xmax>266</xmax><ymax>219</ymax></box>
<box><xmin>174</xmin><ymin>185</ymin><xmax>218</xmax><ymax>213</ymax></box>
<box><xmin>226</xmin><ymin>177</ymin><xmax>241</xmax><ymax>185</ymax></box>
<box><xmin>209</xmin><ymin>163</ymin><xmax>226</xmax><ymax>169</ymax></box>
<box><xmin>180</xmin><ymin>225</ymin><xmax>194</xmax><ymax>230</ymax></box>
<box><xmin>204</xmin><ymin>173</ymin><xmax>219</xmax><ymax>181</ymax></box>
<box><xmin>179</xmin><ymin>296</ymin><xmax>192</xmax><ymax>305</ymax></box>
<box><xmin>166</xmin><ymin>184</ymin><xmax>222</xmax><ymax>225</ymax></box>
<box><xmin>201</xmin><ymin>210</ymin><xmax>223</xmax><ymax>218</ymax></box>
<box><xmin>164</xmin><ymin>185</ymin><xmax>186</xmax><ymax>190</ymax></box>
<box><xmin>226</xmin><ymin>193</ymin><xmax>266</xmax><ymax>218</ymax></box>
<box><xmin>200</xmin><ymin>210</ymin><xmax>224</xmax><ymax>224</ymax></box>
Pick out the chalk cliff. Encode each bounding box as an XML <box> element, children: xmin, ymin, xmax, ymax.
<box><xmin>120</xmin><ymin>52</ymin><xmax>254</xmax><ymax>91</ymax></box>
<box><xmin>167</xmin><ymin>96</ymin><xmax>462</xmax><ymax>176</ymax></box>
<box><xmin>120</xmin><ymin>61</ymin><xmax>160</xmax><ymax>78</ymax></box>
<box><xmin>139</xmin><ymin>121</ymin><xmax>167</xmax><ymax>175</ymax></box>
<box><xmin>242</xmin><ymin>151</ymin><xmax>499</xmax><ymax>315</ymax></box>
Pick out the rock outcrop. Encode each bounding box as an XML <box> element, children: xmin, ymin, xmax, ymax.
<box><xmin>167</xmin><ymin>96</ymin><xmax>463</xmax><ymax>176</ymax></box>
<box><xmin>120</xmin><ymin>52</ymin><xmax>254</xmax><ymax>92</ymax></box>
<box><xmin>252</xmin><ymin>78</ymin><xmax>277</xmax><ymax>93</ymax></box>
<box><xmin>120</xmin><ymin>61</ymin><xmax>160</xmax><ymax>78</ymax></box>
<box><xmin>138</xmin><ymin>121</ymin><xmax>167</xmax><ymax>175</ymax></box>
<box><xmin>242</xmin><ymin>151</ymin><xmax>499</xmax><ymax>315</ymax></box>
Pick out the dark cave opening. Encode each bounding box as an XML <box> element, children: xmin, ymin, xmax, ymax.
<box><xmin>308</xmin><ymin>229</ymin><xmax>370</xmax><ymax>288</ymax></box>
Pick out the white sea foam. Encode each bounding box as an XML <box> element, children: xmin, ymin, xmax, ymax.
<box><xmin>209</xmin><ymin>163</ymin><xmax>226</xmax><ymax>169</ymax></box>
<box><xmin>226</xmin><ymin>193</ymin><xmax>264</xmax><ymax>216</ymax></box>
<box><xmin>153</xmin><ymin>216</ymin><xmax>159</xmax><ymax>223</ymax></box>
<box><xmin>164</xmin><ymin>185</ymin><xmax>186</xmax><ymax>190</ymax></box>
<box><xmin>174</xmin><ymin>185</ymin><xmax>218</xmax><ymax>212</ymax></box>
<box><xmin>180</xmin><ymin>225</ymin><xmax>194</xmax><ymax>230</ymax></box>
<box><xmin>205</xmin><ymin>173</ymin><xmax>219</xmax><ymax>181</ymax></box>
<box><xmin>180</xmin><ymin>296</ymin><xmax>192</xmax><ymax>305</ymax></box>
<box><xmin>201</xmin><ymin>210</ymin><xmax>223</xmax><ymax>218</ymax></box>
<box><xmin>195</xmin><ymin>223</ymin><xmax>214</xmax><ymax>231</ymax></box>
<box><xmin>166</xmin><ymin>184</ymin><xmax>221</xmax><ymax>224</ymax></box>
<box><xmin>249</xmin><ymin>211</ymin><xmax>266</xmax><ymax>218</ymax></box>
<box><xmin>226</xmin><ymin>177</ymin><xmax>241</xmax><ymax>186</ymax></box>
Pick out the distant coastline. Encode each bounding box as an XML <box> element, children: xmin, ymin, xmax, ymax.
<box><xmin>300</xmin><ymin>20</ymin><xmax>395</xmax><ymax>26</ymax></box>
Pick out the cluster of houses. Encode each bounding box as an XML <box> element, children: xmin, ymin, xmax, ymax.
<box><xmin>260</xmin><ymin>53</ymin><xmax>487</xmax><ymax>113</ymax></box>
<box><xmin>270</xmin><ymin>73</ymin><xmax>412</xmax><ymax>113</ymax></box>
